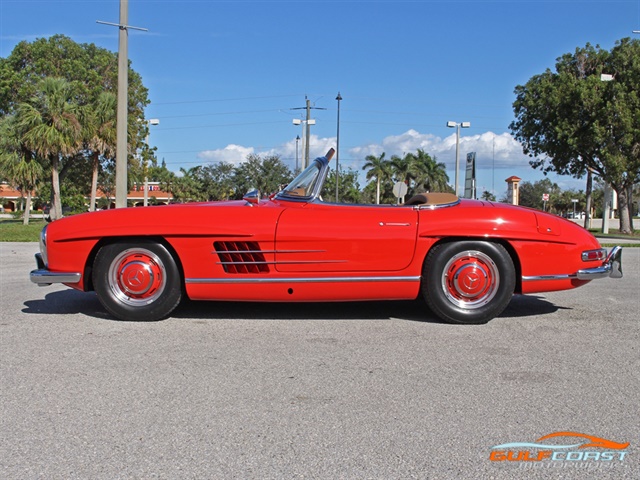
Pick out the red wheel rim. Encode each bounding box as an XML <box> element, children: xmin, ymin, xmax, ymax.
<box><xmin>108</xmin><ymin>248</ymin><xmax>167</xmax><ymax>306</ymax></box>
<box><xmin>441</xmin><ymin>250</ymin><xmax>499</xmax><ymax>309</ymax></box>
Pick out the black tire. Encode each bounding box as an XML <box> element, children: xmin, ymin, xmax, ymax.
<box><xmin>422</xmin><ymin>241</ymin><xmax>515</xmax><ymax>324</ymax></box>
<box><xmin>92</xmin><ymin>240</ymin><xmax>182</xmax><ymax>321</ymax></box>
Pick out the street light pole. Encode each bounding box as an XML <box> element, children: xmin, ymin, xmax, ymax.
<box><xmin>295</xmin><ymin>135</ymin><xmax>300</xmax><ymax>172</ymax></box>
<box><xmin>335</xmin><ymin>92</ymin><xmax>342</xmax><ymax>202</ymax></box>
<box><xmin>446</xmin><ymin>121</ymin><xmax>470</xmax><ymax>196</ymax></box>
<box><xmin>143</xmin><ymin>119</ymin><xmax>159</xmax><ymax>207</ymax></box>
<box><xmin>304</xmin><ymin>98</ymin><xmax>311</xmax><ymax>168</ymax></box>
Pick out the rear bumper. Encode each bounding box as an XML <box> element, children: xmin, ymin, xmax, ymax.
<box><xmin>30</xmin><ymin>253</ymin><xmax>81</xmax><ymax>286</ymax></box>
<box><xmin>576</xmin><ymin>246</ymin><xmax>623</xmax><ymax>280</ymax></box>
<box><xmin>523</xmin><ymin>246</ymin><xmax>623</xmax><ymax>283</ymax></box>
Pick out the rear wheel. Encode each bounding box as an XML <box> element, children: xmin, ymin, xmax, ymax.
<box><xmin>93</xmin><ymin>240</ymin><xmax>182</xmax><ymax>321</ymax></box>
<box><xmin>422</xmin><ymin>241</ymin><xmax>515</xmax><ymax>324</ymax></box>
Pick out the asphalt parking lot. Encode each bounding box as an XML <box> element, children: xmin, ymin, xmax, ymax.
<box><xmin>1</xmin><ymin>242</ymin><xmax>639</xmax><ymax>479</ymax></box>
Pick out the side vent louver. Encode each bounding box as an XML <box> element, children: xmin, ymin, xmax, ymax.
<box><xmin>214</xmin><ymin>241</ymin><xmax>269</xmax><ymax>274</ymax></box>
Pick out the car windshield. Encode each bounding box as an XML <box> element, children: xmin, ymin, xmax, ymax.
<box><xmin>279</xmin><ymin>161</ymin><xmax>322</xmax><ymax>198</ymax></box>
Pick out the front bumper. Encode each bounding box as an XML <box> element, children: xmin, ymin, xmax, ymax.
<box><xmin>30</xmin><ymin>253</ymin><xmax>81</xmax><ymax>286</ymax></box>
<box><xmin>523</xmin><ymin>246</ymin><xmax>623</xmax><ymax>283</ymax></box>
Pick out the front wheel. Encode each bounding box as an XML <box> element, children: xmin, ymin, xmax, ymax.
<box><xmin>93</xmin><ymin>240</ymin><xmax>182</xmax><ymax>321</ymax></box>
<box><xmin>422</xmin><ymin>241</ymin><xmax>515</xmax><ymax>324</ymax></box>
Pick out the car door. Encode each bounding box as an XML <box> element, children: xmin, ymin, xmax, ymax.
<box><xmin>274</xmin><ymin>202</ymin><xmax>418</xmax><ymax>273</ymax></box>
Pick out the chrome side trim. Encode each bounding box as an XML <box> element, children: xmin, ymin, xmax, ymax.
<box><xmin>522</xmin><ymin>246</ymin><xmax>623</xmax><ymax>282</ymax></box>
<box><xmin>186</xmin><ymin>275</ymin><xmax>421</xmax><ymax>285</ymax></box>
<box><xmin>414</xmin><ymin>199</ymin><xmax>461</xmax><ymax>210</ymax></box>
<box><xmin>218</xmin><ymin>260</ymin><xmax>347</xmax><ymax>265</ymax></box>
<box><xmin>522</xmin><ymin>273</ymin><xmax>574</xmax><ymax>282</ymax></box>
<box><xmin>214</xmin><ymin>249</ymin><xmax>325</xmax><ymax>255</ymax></box>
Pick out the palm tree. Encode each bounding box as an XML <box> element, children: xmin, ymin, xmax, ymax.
<box><xmin>16</xmin><ymin>77</ymin><xmax>82</xmax><ymax>220</ymax></box>
<box><xmin>0</xmin><ymin>116</ymin><xmax>45</xmax><ymax>225</ymax></box>
<box><xmin>83</xmin><ymin>92</ymin><xmax>117</xmax><ymax>211</ymax></box>
<box><xmin>410</xmin><ymin>149</ymin><xmax>450</xmax><ymax>193</ymax></box>
<box><xmin>390</xmin><ymin>154</ymin><xmax>416</xmax><ymax>185</ymax></box>
<box><xmin>362</xmin><ymin>152</ymin><xmax>390</xmax><ymax>204</ymax></box>
<box><xmin>389</xmin><ymin>154</ymin><xmax>418</xmax><ymax>201</ymax></box>
<box><xmin>481</xmin><ymin>190</ymin><xmax>497</xmax><ymax>201</ymax></box>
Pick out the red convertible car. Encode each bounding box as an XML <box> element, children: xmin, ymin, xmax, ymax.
<box><xmin>30</xmin><ymin>149</ymin><xmax>622</xmax><ymax>324</ymax></box>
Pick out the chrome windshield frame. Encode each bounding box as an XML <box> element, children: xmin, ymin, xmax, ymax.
<box><xmin>276</xmin><ymin>155</ymin><xmax>331</xmax><ymax>202</ymax></box>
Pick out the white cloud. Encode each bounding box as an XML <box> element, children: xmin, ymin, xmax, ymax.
<box><xmin>193</xmin><ymin>129</ymin><xmax>586</xmax><ymax>195</ymax></box>
<box><xmin>195</xmin><ymin>129</ymin><xmax>553</xmax><ymax>183</ymax></box>
<box><xmin>261</xmin><ymin>134</ymin><xmax>337</xmax><ymax>162</ymax></box>
<box><xmin>343</xmin><ymin>129</ymin><xmax>529</xmax><ymax>171</ymax></box>
<box><xmin>197</xmin><ymin>144</ymin><xmax>255</xmax><ymax>165</ymax></box>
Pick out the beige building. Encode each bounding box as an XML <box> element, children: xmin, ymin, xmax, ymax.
<box><xmin>1</xmin><ymin>182</ymin><xmax>173</xmax><ymax>212</ymax></box>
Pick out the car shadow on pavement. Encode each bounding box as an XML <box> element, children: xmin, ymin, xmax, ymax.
<box><xmin>22</xmin><ymin>289</ymin><xmax>113</xmax><ymax>319</ymax></box>
<box><xmin>22</xmin><ymin>290</ymin><xmax>562</xmax><ymax>323</ymax></box>
<box><xmin>501</xmin><ymin>294</ymin><xmax>564</xmax><ymax>318</ymax></box>
<box><xmin>173</xmin><ymin>298</ymin><xmax>438</xmax><ymax>323</ymax></box>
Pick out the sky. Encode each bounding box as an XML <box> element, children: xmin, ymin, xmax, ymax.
<box><xmin>1</xmin><ymin>0</ymin><xmax>639</xmax><ymax>198</ymax></box>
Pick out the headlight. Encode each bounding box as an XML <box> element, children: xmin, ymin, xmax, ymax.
<box><xmin>39</xmin><ymin>225</ymin><xmax>48</xmax><ymax>267</ymax></box>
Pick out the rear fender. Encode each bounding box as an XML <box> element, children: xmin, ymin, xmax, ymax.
<box><xmin>422</xmin><ymin>237</ymin><xmax>523</xmax><ymax>294</ymax></box>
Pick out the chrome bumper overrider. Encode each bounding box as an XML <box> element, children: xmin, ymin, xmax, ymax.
<box><xmin>523</xmin><ymin>246</ymin><xmax>623</xmax><ymax>282</ymax></box>
<box><xmin>30</xmin><ymin>253</ymin><xmax>81</xmax><ymax>286</ymax></box>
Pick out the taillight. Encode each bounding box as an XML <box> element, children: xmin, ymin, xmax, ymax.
<box><xmin>581</xmin><ymin>248</ymin><xmax>607</xmax><ymax>262</ymax></box>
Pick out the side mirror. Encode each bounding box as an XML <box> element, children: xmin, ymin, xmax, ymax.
<box><xmin>243</xmin><ymin>189</ymin><xmax>260</xmax><ymax>205</ymax></box>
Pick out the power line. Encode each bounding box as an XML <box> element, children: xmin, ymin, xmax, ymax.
<box><xmin>153</xmin><ymin>94</ymin><xmax>304</xmax><ymax>106</ymax></box>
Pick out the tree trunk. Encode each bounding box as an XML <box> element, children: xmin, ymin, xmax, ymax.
<box><xmin>627</xmin><ymin>184</ymin><xmax>635</xmax><ymax>233</ymax></box>
<box><xmin>376</xmin><ymin>178</ymin><xmax>381</xmax><ymax>205</ymax></box>
<box><xmin>23</xmin><ymin>191</ymin><xmax>32</xmax><ymax>226</ymax></box>
<box><xmin>616</xmin><ymin>186</ymin><xmax>631</xmax><ymax>234</ymax></box>
<box><xmin>90</xmin><ymin>152</ymin><xmax>99</xmax><ymax>212</ymax></box>
<box><xmin>583</xmin><ymin>170</ymin><xmax>592</xmax><ymax>230</ymax></box>
<box><xmin>50</xmin><ymin>154</ymin><xmax>62</xmax><ymax>221</ymax></box>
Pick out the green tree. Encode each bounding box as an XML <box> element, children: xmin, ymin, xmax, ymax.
<box><xmin>0</xmin><ymin>116</ymin><xmax>44</xmax><ymax>224</ymax></box>
<box><xmin>390</xmin><ymin>154</ymin><xmax>416</xmax><ymax>186</ymax></box>
<box><xmin>510</xmin><ymin>38</ymin><xmax>640</xmax><ymax>233</ymax></box>
<box><xmin>481</xmin><ymin>191</ymin><xmax>496</xmax><ymax>202</ymax></box>
<box><xmin>83</xmin><ymin>92</ymin><xmax>116</xmax><ymax>211</ymax></box>
<box><xmin>0</xmin><ymin>35</ymin><xmax>148</xmax><ymax>122</ymax></box>
<box><xmin>362</xmin><ymin>152</ymin><xmax>391</xmax><ymax>204</ymax></box>
<box><xmin>186</xmin><ymin>162</ymin><xmax>236</xmax><ymax>200</ymax></box>
<box><xmin>233</xmin><ymin>154</ymin><xmax>292</xmax><ymax>199</ymax></box>
<box><xmin>1</xmin><ymin>35</ymin><xmax>151</xmax><ymax>213</ymax></box>
<box><xmin>409</xmin><ymin>149</ymin><xmax>451</xmax><ymax>193</ymax></box>
<box><xmin>517</xmin><ymin>178</ymin><xmax>563</xmax><ymax>212</ymax></box>
<box><xmin>15</xmin><ymin>78</ymin><xmax>82</xmax><ymax>220</ymax></box>
<box><xmin>172</xmin><ymin>167</ymin><xmax>207</xmax><ymax>203</ymax></box>
<box><xmin>323</xmin><ymin>167</ymin><xmax>361</xmax><ymax>203</ymax></box>
<box><xmin>149</xmin><ymin>162</ymin><xmax>178</xmax><ymax>203</ymax></box>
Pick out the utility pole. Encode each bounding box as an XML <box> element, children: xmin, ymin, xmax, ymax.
<box><xmin>97</xmin><ymin>0</ymin><xmax>147</xmax><ymax>209</ymax></box>
<box><xmin>291</xmin><ymin>96</ymin><xmax>326</xmax><ymax>169</ymax></box>
<box><xmin>335</xmin><ymin>92</ymin><xmax>342</xmax><ymax>202</ymax></box>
